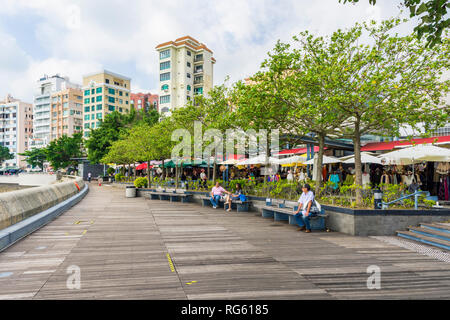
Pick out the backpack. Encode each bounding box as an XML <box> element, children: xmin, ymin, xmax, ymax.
<box><xmin>239</xmin><ymin>194</ymin><xmax>247</xmax><ymax>202</ymax></box>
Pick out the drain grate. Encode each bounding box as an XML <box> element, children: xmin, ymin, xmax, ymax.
<box><xmin>371</xmin><ymin>236</ymin><xmax>450</xmax><ymax>263</ymax></box>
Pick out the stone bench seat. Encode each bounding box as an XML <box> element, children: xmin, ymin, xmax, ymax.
<box><xmin>261</xmin><ymin>205</ymin><xmax>328</xmax><ymax>230</ymax></box>
<box><xmin>200</xmin><ymin>196</ymin><xmax>251</xmax><ymax>212</ymax></box>
<box><xmin>148</xmin><ymin>191</ymin><xmax>192</xmax><ymax>203</ymax></box>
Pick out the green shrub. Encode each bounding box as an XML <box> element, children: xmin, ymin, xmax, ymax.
<box><xmin>134</xmin><ymin>177</ymin><xmax>148</xmax><ymax>188</ymax></box>
<box><xmin>107</xmin><ymin>167</ymin><xmax>115</xmax><ymax>176</ymax></box>
<box><xmin>115</xmin><ymin>173</ymin><xmax>124</xmax><ymax>182</ymax></box>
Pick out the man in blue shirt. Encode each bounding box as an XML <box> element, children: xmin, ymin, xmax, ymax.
<box><xmin>294</xmin><ymin>184</ymin><xmax>315</xmax><ymax>233</ymax></box>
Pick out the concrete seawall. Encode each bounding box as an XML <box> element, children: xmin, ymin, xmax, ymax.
<box><xmin>0</xmin><ymin>177</ymin><xmax>86</xmax><ymax>230</ymax></box>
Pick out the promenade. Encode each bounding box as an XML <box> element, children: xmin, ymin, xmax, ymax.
<box><xmin>0</xmin><ymin>184</ymin><xmax>449</xmax><ymax>300</ymax></box>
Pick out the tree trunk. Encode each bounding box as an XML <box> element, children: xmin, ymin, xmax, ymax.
<box><xmin>133</xmin><ymin>163</ymin><xmax>136</xmax><ymax>180</ymax></box>
<box><xmin>353</xmin><ymin>119</ymin><xmax>363</xmax><ymax>206</ymax></box>
<box><xmin>147</xmin><ymin>160</ymin><xmax>151</xmax><ymax>187</ymax></box>
<box><xmin>213</xmin><ymin>160</ymin><xmax>217</xmax><ymax>185</ymax></box>
<box><xmin>175</xmin><ymin>162</ymin><xmax>179</xmax><ymax>189</ymax></box>
<box><xmin>314</xmin><ymin>134</ymin><xmax>325</xmax><ymax>197</ymax></box>
<box><xmin>162</xmin><ymin>159</ymin><xmax>165</xmax><ymax>181</ymax></box>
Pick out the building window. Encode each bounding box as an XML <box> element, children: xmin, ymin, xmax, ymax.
<box><xmin>187</xmin><ymin>73</ymin><xmax>191</xmax><ymax>78</ymax></box>
<box><xmin>84</xmin><ymin>90</ymin><xmax>90</xmax><ymax>96</ymax></box>
<box><xmin>96</xmin><ymin>87</ymin><xmax>102</xmax><ymax>93</ymax></box>
<box><xmin>160</xmin><ymin>61</ymin><xmax>171</xmax><ymax>70</ymax></box>
<box><xmin>194</xmin><ymin>87</ymin><xmax>203</xmax><ymax>95</ymax></box>
<box><xmin>160</xmin><ymin>49</ymin><xmax>170</xmax><ymax>59</ymax></box>
<box><xmin>84</xmin><ymin>106</ymin><xmax>90</xmax><ymax>112</ymax></box>
<box><xmin>96</xmin><ymin>104</ymin><xmax>102</xmax><ymax>110</ymax></box>
<box><xmin>119</xmin><ymin>91</ymin><xmax>123</xmax><ymax>96</ymax></box>
<box><xmin>84</xmin><ymin>98</ymin><xmax>90</xmax><ymax>104</ymax></box>
<box><xmin>187</xmin><ymin>51</ymin><xmax>191</xmax><ymax>56</ymax></box>
<box><xmin>119</xmin><ymin>107</ymin><xmax>123</xmax><ymax>112</ymax></box>
<box><xmin>91</xmin><ymin>106</ymin><xmax>95</xmax><ymax>111</ymax></box>
<box><xmin>84</xmin><ymin>123</ymin><xmax>89</xmax><ymax>129</ymax></box>
<box><xmin>160</xmin><ymin>72</ymin><xmax>170</xmax><ymax>81</ymax></box>
<box><xmin>91</xmin><ymin>114</ymin><xmax>95</xmax><ymax>120</ymax></box>
<box><xmin>96</xmin><ymin>113</ymin><xmax>102</xmax><ymax>119</ymax></box>
<box><xmin>161</xmin><ymin>84</ymin><xmax>169</xmax><ymax>91</ymax></box>
<box><xmin>84</xmin><ymin>115</ymin><xmax>90</xmax><ymax>121</ymax></box>
<box><xmin>108</xmin><ymin>96</ymin><xmax>115</xmax><ymax>103</ymax></box>
<box><xmin>91</xmin><ymin>89</ymin><xmax>95</xmax><ymax>94</ymax></box>
<box><xmin>108</xmin><ymin>88</ymin><xmax>115</xmax><ymax>95</ymax></box>
<box><xmin>187</xmin><ymin>62</ymin><xmax>191</xmax><ymax>68</ymax></box>
<box><xmin>187</xmin><ymin>85</ymin><xmax>191</xmax><ymax>91</ymax></box>
<box><xmin>91</xmin><ymin>97</ymin><xmax>95</xmax><ymax>103</ymax></box>
<box><xmin>160</xmin><ymin>95</ymin><xmax>170</xmax><ymax>104</ymax></box>
<box><xmin>108</xmin><ymin>105</ymin><xmax>115</xmax><ymax>111</ymax></box>
<box><xmin>187</xmin><ymin>96</ymin><xmax>191</xmax><ymax>101</ymax></box>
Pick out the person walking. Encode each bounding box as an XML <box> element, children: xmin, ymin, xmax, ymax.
<box><xmin>210</xmin><ymin>182</ymin><xmax>230</xmax><ymax>209</ymax></box>
<box><xmin>293</xmin><ymin>184</ymin><xmax>317</xmax><ymax>233</ymax></box>
<box><xmin>88</xmin><ymin>172</ymin><xmax>92</xmax><ymax>183</ymax></box>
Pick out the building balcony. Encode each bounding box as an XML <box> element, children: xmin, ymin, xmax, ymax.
<box><xmin>194</xmin><ymin>68</ymin><xmax>203</xmax><ymax>74</ymax></box>
<box><xmin>194</xmin><ymin>57</ymin><xmax>204</xmax><ymax>63</ymax></box>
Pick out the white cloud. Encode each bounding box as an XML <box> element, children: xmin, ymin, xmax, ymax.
<box><xmin>0</xmin><ymin>0</ymin><xmax>415</xmax><ymax>102</ymax></box>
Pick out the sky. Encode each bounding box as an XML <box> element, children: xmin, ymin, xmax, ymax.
<box><xmin>0</xmin><ymin>0</ymin><xmax>417</xmax><ymax>103</ymax></box>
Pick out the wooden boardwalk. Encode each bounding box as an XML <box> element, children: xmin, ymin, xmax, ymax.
<box><xmin>0</xmin><ymin>184</ymin><xmax>449</xmax><ymax>300</ymax></box>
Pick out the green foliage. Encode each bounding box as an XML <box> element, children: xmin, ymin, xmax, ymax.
<box><xmin>339</xmin><ymin>0</ymin><xmax>449</xmax><ymax>47</ymax></box>
<box><xmin>134</xmin><ymin>177</ymin><xmax>148</xmax><ymax>188</ymax></box>
<box><xmin>107</xmin><ymin>167</ymin><xmax>115</xmax><ymax>175</ymax></box>
<box><xmin>45</xmin><ymin>133</ymin><xmax>83</xmax><ymax>170</ymax></box>
<box><xmin>0</xmin><ymin>145</ymin><xmax>14</xmax><ymax>165</ymax></box>
<box><xmin>19</xmin><ymin>148</ymin><xmax>47</xmax><ymax>170</ymax></box>
<box><xmin>115</xmin><ymin>173</ymin><xmax>124</xmax><ymax>182</ymax></box>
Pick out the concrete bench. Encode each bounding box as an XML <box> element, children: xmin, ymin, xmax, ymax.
<box><xmin>200</xmin><ymin>196</ymin><xmax>251</xmax><ymax>212</ymax></box>
<box><xmin>148</xmin><ymin>191</ymin><xmax>192</xmax><ymax>203</ymax></box>
<box><xmin>261</xmin><ymin>205</ymin><xmax>328</xmax><ymax>231</ymax></box>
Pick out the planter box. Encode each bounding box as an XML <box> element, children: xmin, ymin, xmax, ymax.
<box><xmin>321</xmin><ymin>204</ymin><xmax>450</xmax><ymax>236</ymax></box>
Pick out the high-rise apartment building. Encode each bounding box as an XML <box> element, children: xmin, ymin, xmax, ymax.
<box><xmin>32</xmin><ymin>74</ymin><xmax>80</xmax><ymax>149</ymax></box>
<box><xmin>155</xmin><ymin>36</ymin><xmax>215</xmax><ymax>115</ymax></box>
<box><xmin>130</xmin><ymin>92</ymin><xmax>158</xmax><ymax>112</ymax></box>
<box><xmin>0</xmin><ymin>95</ymin><xmax>33</xmax><ymax>168</ymax></box>
<box><xmin>50</xmin><ymin>88</ymin><xmax>83</xmax><ymax>141</ymax></box>
<box><xmin>82</xmin><ymin>70</ymin><xmax>131</xmax><ymax>138</ymax></box>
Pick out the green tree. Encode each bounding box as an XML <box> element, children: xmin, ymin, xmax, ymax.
<box><xmin>19</xmin><ymin>148</ymin><xmax>47</xmax><ymax>170</ymax></box>
<box><xmin>315</xmin><ymin>18</ymin><xmax>449</xmax><ymax>204</ymax></box>
<box><xmin>85</xmin><ymin>111</ymin><xmax>134</xmax><ymax>164</ymax></box>
<box><xmin>0</xmin><ymin>145</ymin><xmax>14</xmax><ymax>167</ymax></box>
<box><xmin>340</xmin><ymin>0</ymin><xmax>449</xmax><ymax>46</ymax></box>
<box><xmin>232</xmin><ymin>41</ymin><xmax>349</xmax><ymax>195</ymax></box>
<box><xmin>46</xmin><ymin>133</ymin><xmax>84</xmax><ymax>170</ymax></box>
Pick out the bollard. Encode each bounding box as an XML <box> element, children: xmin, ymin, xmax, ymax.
<box><xmin>373</xmin><ymin>189</ymin><xmax>383</xmax><ymax>210</ymax></box>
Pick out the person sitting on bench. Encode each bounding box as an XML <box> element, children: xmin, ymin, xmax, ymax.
<box><xmin>225</xmin><ymin>183</ymin><xmax>245</xmax><ymax>212</ymax></box>
<box><xmin>210</xmin><ymin>182</ymin><xmax>231</xmax><ymax>209</ymax></box>
<box><xmin>293</xmin><ymin>184</ymin><xmax>317</xmax><ymax>233</ymax></box>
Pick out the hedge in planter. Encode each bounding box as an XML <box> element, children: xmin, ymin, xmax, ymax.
<box><xmin>134</xmin><ymin>177</ymin><xmax>148</xmax><ymax>188</ymax></box>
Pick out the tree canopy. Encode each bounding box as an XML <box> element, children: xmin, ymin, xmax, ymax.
<box><xmin>340</xmin><ymin>0</ymin><xmax>450</xmax><ymax>46</ymax></box>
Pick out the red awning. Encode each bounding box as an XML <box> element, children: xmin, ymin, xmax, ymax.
<box><xmin>136</xmin><ymin>163</ymin><xmax>151</xmax><ymax>170</ymax></box>
<box><xmin>277</xmin><ymin>146</ymin><xmax>323</xmax><ymax>155</ymax></box>
<box><xmin>361</xmin><ymin>135</ymin><xmax>450</xmax><ymax>152</ymax></box>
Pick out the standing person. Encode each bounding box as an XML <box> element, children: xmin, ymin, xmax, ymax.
<box><xmin>293</xmin><ymin>184</ymin><xmax>317</xmax><ymax>233</ymax></box>
<box><xmin>210</xmin><ymin>182</ymin><xmax>230</xmax><ymax>209</ymax></box>
<box><xmin>287</xmin><ymin>170</ymin><xmax>294</xmax><ymax>182</ymax></box>
<box><xmin>88</xmin><ymin>172</ymin><xmax>92</xmax><ymax>183</ymax></box>
<box><xmin>225</xmin><ymin>183</ymin><xmax>245</xmax><ymax>212</ymax></box>
<box><xmin>200</xmin><ymin>169</ymin><xmax>207</xmax><ymax>188</ymax></box>
<box><xmin>181</xmin><ymin>171</ymin><xmax>187</xmax><ymax>189</ymax></box>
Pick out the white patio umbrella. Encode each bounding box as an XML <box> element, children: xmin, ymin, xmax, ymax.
<box><xmin>380</xmin><ymin>144</ymin><xmax>450</xmax><ymax>165</ymax></box>
<box><xmin>272</xmin><ymin>155</ymin><xmax>306</xmax><ymax>165</ymax></box>
<box><xmin>304</xmin><ymin>155</ymin><xmax>341</xmax><ymax>165</ymax></box>
<box><xmin>219</xmin><ymin>158</ymin><xmax>241</xmax><ymax>165</ymax></box>
<box><xmin>380</xmin><ymin>144</ymin><xmax>450</xmax><ymax>178</ymax></box>
<box><xmin>342</xmin><ymin>153</ymin><xmax>382</xmax><ymax>164</ymax></box>
<box><xmin>237</xmin><ymin>154</ymin><xmax>279</xmax><ymax>166</ymax></box>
